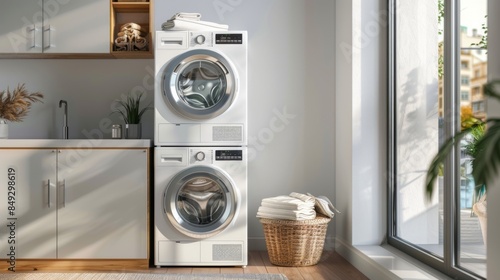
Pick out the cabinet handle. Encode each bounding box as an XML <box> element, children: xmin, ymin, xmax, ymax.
<box><xmin>47</xmin><ymin>179</ymin><xmax>51</xmax><ymax>208</ymax></box>
<box><xmin>27</xmin><ymin>25</ymin><xmax>36</xmax><ymax>49</ymax></box>
<box><xmin>62</xmin><ymin>179</ymin><xmax>66</xmax><ymax>207</ymax></box>
<box><xmin>43</xmin><ymin>25</ymin><xmax>51</xmax><ymax>50</ymax></box>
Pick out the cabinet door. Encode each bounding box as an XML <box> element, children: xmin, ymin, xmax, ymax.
<box><xmin>43</xmin><ymin>0</ymin><xmax>109</xmax><ymax>53</ymax></box>
<box><xmin>0</xmin><ymin>0</ymin><xmax>43</xmax><ymax>53</ymax></box>
<box><xmin>0</xmin><ymin>149</ymin><xmax>57</xmax><ymax>259</ymax></box>
<box><xmin>57</xmin><ymin>149</ymin><xmax>148</xmax><ymax>259</ymax></box>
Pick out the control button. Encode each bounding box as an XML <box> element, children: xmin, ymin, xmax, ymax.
<box><xmin>195</xmin><ymin>35</ymin><xmax>205</xmax><ymax>44</ymax></box>
<box><xmin>195</xmin><ymin>151</ymin><xmax>206</xmax><ymax>161</ymax></box>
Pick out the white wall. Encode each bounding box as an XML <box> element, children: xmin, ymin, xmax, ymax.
<box><xmin>335</xmin><ymin>0</ymin><xmax>387</xmax><ymax>248</ymax></box>
<box><xmin>0</xmin><ymin>0</ymin><xmax>336</xmax><ymax>251</ymax></box>
<box><xmin>154</xmin><ymin>0</ymin><xmax>335</xmax><ymax>249</ymax></box>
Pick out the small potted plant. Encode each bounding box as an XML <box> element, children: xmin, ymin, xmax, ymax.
<box><xmin>112</xmin><ymin>92</ymin><xmax>151</xmax><ymax>139</ymax></box>
<box><xmin>0</xmin><ymin>84</ymin><xmax>44</xmax><ymax>139</ymax></box>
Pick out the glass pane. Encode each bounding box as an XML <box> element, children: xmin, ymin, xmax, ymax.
<box><xmin>395</xmin><ymin>0</ymin><xmax>443</xmax><ymax>258</ymax></box>
<box><xmin>177</xmin><ymin>176</ymin><xmax>226</xmax><ymax>226</ymax></box>
<box><xmin>458</xmin><ymin>0</ymin><xmax>487</xmax><ymax>277</ymax></box>
<box><xmin>176</xmin><ymin>60</ymin><xmax>227</xmax><ymax>109</ymax></box>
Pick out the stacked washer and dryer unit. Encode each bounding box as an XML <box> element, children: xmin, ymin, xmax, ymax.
<box><xmin>154</xmin><ymin>30</ymin><xmax>248</xmax><ymax>267</ymax></box>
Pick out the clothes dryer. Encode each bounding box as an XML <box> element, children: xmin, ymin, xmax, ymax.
<box><xmin>155</xmin><ymin>31</ymin><xmax>248</xmax><ymax>146</ymax></box>
<box><xmin>154</xmin><ymin>147</ymin><xmax>247</xmax><ymax>266</ymax></box>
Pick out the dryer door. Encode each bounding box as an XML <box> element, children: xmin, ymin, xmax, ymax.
<box><xmin>164</xmin><ymin>165</ymin><xmax>237</xmax><ymax>239</ymax></box>
<box><xmin>162</xmin><ymin>49</ymin><xmax>237</xmax><ymax>120</ymax></box>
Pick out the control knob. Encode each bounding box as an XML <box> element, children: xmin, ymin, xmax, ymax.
<box><xmin>195</xmin><ymin>35</ymin><xmax>206</xmax><ymax>45</ymax></box>
<box><xmin>195</xmin><ymin>151</ymin><xmax>206</xmax><ymax>161</ymax></box>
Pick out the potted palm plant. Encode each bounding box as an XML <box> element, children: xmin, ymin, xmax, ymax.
<box><xmin>462</xmin><ymin>118</ymin><xmax>487</xmax><ymax>243</ymax></box>
<box><xmin>425</xmin><ymin>80</ymin><xmax>500</xmax><ymax>245</ymax></box>
<box><xmin>0</xmin><ymin>84</ymin><xmax>44</xmax><ymax>139</ymax></box>
<box><xmin>112</xmin><ymin>92</ymin><xmax>151</xmax><ymax>139</ymax></box>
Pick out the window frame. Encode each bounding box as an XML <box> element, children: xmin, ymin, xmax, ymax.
<box><xmin>387</xmin><ymin>0</ymin><xmax>483</xmax><ymax>279</ymax></box>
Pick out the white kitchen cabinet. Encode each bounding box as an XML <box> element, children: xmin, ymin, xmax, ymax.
<box><xmin>0</xmin><ymin>149</ymin><xmax>58</xmax><ymax>259</ymax></box>
<box><xmin>0</xmin><ymin>0</ymin><xmax>109</xmax><ymax>53</ymax></box>
<box><xmin>57</xmin><ymin>149</ymin><xmax>148</xmax><ymax>259</ymax></box>
<box><xmin>0</xmin><ymin>148</ymin><xmax>148</xmax><ymax>260</ymax></box>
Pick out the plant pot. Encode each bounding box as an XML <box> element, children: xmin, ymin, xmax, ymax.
<box><xmin>0</xmin><ymin>119</ymin><xmax>8</xmax><ymax>139</ymax></box>
<box><xmin>125</xmin><ymin>123</ymin><xmax>141</xmax><ymax>139</ymax></box>
<box><xmin>473</xmin><ymin>196</ymin><xmax>487</xmax><ymax>245</ymax></box>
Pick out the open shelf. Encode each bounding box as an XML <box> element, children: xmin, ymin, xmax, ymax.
<box><xmin>110</xmin><ymin>1</ymin><xmax>153</xmax><ymax>59</ymax></box>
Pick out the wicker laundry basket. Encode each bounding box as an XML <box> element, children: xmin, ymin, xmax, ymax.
<box><xmin>259</xmin><ymin>215</ymin><xmax>331</xmax><ymax>266</ymax></box>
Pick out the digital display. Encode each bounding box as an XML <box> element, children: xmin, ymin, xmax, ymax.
<box><xmin>215</xmin><ymin>33</ymin><xmax>243</xmax><ymax>44</ymax></box>
<box><xmin>215</xmin><ymin>150</ymin><xmax>243</xmax><ymax>160</ymax></box>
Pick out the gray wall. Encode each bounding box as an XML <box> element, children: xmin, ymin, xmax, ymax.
<box><xmin>0</xmin><ymin>59</ymin><xmax>155</xmax><ymax>140</ymax></box>
<box><xmin>0</xmin><ymin>0</ymin><xmax>336</xmax><ymax>250</ymax></box>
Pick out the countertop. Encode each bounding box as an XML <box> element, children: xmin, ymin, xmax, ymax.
<box><xmin>0</xmin><ymin>139</ymin><xmax>151</xmax><ymax>148</ymax></box>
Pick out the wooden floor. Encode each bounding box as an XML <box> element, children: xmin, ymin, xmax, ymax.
<box><xmin>151</xmin><ymin>251</ymin><xmax>369</xmax><ymax>280</ymax></box>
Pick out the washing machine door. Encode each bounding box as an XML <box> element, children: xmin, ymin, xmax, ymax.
<box><xmin>164</xmin><ymin>165</ymin><xmax>237</xmax><ymax>239</ymax></box>
<box><xmin>162</xmin><ymin>49</ymin><xmax>237</xmax><ymax>120</ymax></box>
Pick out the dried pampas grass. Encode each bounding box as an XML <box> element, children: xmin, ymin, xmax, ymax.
<box><xmin>0</xmin><ymin>84</ymin><xmax>44</xmax><ymax>122</ymax></box>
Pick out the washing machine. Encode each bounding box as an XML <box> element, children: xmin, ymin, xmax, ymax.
<box><xmin>155</xmin><ymin>31</ymin><xmax>248</xmax><ymax>146</ymax></box>
<box><xmin>154</xmin><ymin>147</ymin><xmax>247</xmax><ymax>266</ymax></box>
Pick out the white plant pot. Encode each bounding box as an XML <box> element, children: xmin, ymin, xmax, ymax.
<box><xmin>0</xmin><ymin>120</ymin><xmax>8</xmax><ymax>139</ymax></box>
<box><xmin>473</xmin><ymin>197</ymin><xmax>487</xmax><ymax>245</ymax></box>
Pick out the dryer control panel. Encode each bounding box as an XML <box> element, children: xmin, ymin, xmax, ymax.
<box><xmin>215</xmin><ymin>150</ymin><xmax>243</xmax><ymax>161</ymax></box>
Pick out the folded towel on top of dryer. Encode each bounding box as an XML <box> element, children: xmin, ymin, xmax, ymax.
<box><xmin>170</xmin><ymin>12</ymin><xmax>202</xmax><ymax>21</ymax></box>
<box><xmin>161</xmin><ymin>12</ymin><xmax>229</xmax><ymax>31</ymax></box>
<box><xmin>256</xmin><ymin>192</ymin><xmax>339</xmax><ymax>221</ymax></box>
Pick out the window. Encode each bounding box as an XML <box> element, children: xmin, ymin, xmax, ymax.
<box><xmin>461</xmin><ymin>90</ymin><xmax>469</xmax><ymax>101</ymax></box>
<box><xmin>472</xmin><ymin>101</ymin><xmax>485</xmax><ymax>113</ymax></box>
<box><xmin>472</xmin><ymin>86</ymin><xmax>481</xmax><ymax>97</ymax></box>
<box><xmin>388</xmin><ymin>0</ymin><xmax>487</xmax><ymax>279</ymax></box>
<box><xmin>461</xmin><ymin>75</ymin><xmax>470</xmax><ymax>85</ymax></box>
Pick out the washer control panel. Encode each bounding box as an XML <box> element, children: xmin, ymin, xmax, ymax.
<box><xmin>215</xmin><ymin>150</ymin><xmax>243</xmax><ymax>161</ymax></box>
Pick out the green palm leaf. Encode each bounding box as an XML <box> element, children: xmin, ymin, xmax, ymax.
<box><xmin>425</xmin><ymin>126</ymin><xmax>474</xmax><ymax>200</ymax></box>
<box><xmin>472</xmin><ymin>118</ymin><xmax>500</xmax><ymax>187</ymax></box>
<box><xmin>426</xmin><ymin>80</ymin><xmax>500</xmax><ymax>201</ymax></box>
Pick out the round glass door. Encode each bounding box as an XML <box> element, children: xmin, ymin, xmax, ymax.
<box><xmin>164</xmin><ymin>166</ymin><xmax>237</xmax><ymax>239</ymax></box>
<box><xmin>163</xmin><ymin>49</ymin><xmax>237</xmax><ymax>120</ymax></box>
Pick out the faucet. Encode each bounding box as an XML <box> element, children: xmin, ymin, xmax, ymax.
<box><xmin>59</xmin><ymin>100</ymin><xmax>68</xmax><ymax>139</ymax></box>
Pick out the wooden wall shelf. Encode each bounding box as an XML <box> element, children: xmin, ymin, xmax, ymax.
<box><xmin>110</xmin><ymin>0</ymin><xmax>153</xmax><ymax>59</ymax></box>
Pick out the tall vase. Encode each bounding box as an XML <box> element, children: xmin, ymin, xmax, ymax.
<box><xmin>0</xmin><ymin>119</ymin><xmax>8</xmax><ymax>139</ymax></box>
<box><xmin>125</xmin><ymin>123</ymin><xmax>142</xmax><ymax>139</ymax></box>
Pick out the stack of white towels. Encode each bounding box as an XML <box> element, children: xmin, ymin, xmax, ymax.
<box><xmin>162</xmin><ymin>12</ymin><xmax>229</xmax><ymax>31</ymax></box>
<box><xmin>256</xmin><ymin>192</ymin><xmax>339</xmax><ymax>221</ymax></box>
<box><xmin>114</xmin><ymin>23</ymin><xmax>148</xmax><ymax>51</ymax></box>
